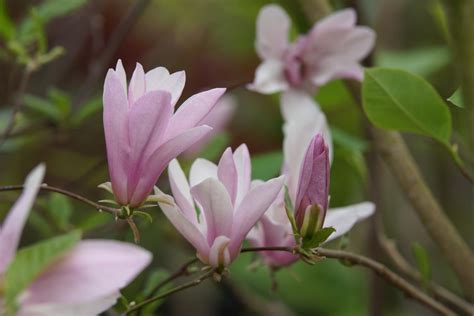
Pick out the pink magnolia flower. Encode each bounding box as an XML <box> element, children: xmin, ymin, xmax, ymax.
<box><xmin>183</xmin><ymin>95</ymin><xmax>236</xmax><ymax>157</ymax></box>
<box><xmin>248</xmin><ymin>5</ymin><xmax>375</xmax><ymax>94</ymax></box>
<box><xmin>155</xmin><ymin>145</ymin><xmax>285</xmax><ymax>268</ymax></box>
<box><xmin>0</xmin><ymin>165</ymin><xmax>152</xmax><ymax>315</ymax></box>
<box><xmin>249</xmin><ymin>133</ymin><xmax>375</xmax><ymax>268</ymax></box>
<box><xmin>103</xmin><ymin>60</ymin><xmax>226</xmax><ymax>207</ymax></box>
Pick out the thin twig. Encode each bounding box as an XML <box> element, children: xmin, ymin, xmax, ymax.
<box><xmin>313</xmin><ymin>248</ymin><xmax>456</xmax><ymax>316</ymax></box>
<box><xmin>0</xmin><ymin>184</ymin><xmax>119</xmax><ymax>215</ymax></box>
<box><xmin>135</xmin><ymin>258</ymin><xmax>200</xmax><ymax>316</ymax></box>
<box><xmin>72</xmin><ymin>0</ymin><xmax>152</xmax><ymax>108</ymax></box>
<box><xmin>0</xmin><ymin>69</ymin><xmax>32</xmax><ymax>148</ymax></box>
<box><xmin>242</xmin><ymin>246</ymin><xmax>456</xmax><ymax>316</ymax></box>
<box><xmin>376</xmin><ymin>224</ymin><xmax>474</xmax><ymax>315</ymax></box>
<box><xmin>123</xmin><ymin>269</ymin><xmax>215</xmax><ymax>315</ymax></box>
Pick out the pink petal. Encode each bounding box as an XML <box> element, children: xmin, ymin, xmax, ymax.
<box><xmin>189</xmin><ymin>158</ymin><xmax>218</xmax><ymax>187</ymax></box>
<box><xmin>217</xmin><ymin>147</ymin><xmax>238</xmax><ymax>205</ymax></box>
<box><xmin>183</xmin><ymin>95</ymin><xmax>237</xmax><ymax>156</ymax></box>
<box><xmin>208</xmin><ymin>236</ymin><xmax>231</xmax><ymax>267</ymax></box>
<box><xmin>324</xmin><ymin>202</ymin><xmax>375</xmax><ymax>242</ymax></box>
<box><xmin>233</xmin><ymin>144</ymin><xmax>251</xmax><ymax>206</ymax></box>
<box><xmin>114</xmin><ymin>59</ymin><xmax>127</xmax><ymax>95</ymax></box>
<box><xmin>168</xmin><ymin>159</ymin><xmax>197</xmax><ymax>224</ymax></box>
<box><xmin>247</xmin><ymin>59</ymin><xmax>288</xmax><ymax>94</ymax></box>
<box><xmin>20</xmin><ymin>293</ymin><xmax>120</xmax><ymax>316</ymax></box>
<box><xmin>145</xmin><ymin>67</ymin><xmax>186</xmax><ymax>106</ymax></box>
<box><xmin>23</xmin><ymin>240</ymin><xmax>151</xmax><ymax>305</ymax></box>
<box><xmin>0</xmin><ymin>164</ymin><xmax>45</xmax><ymax>273</ymax></box>
<box><xmin>128</xmin><ymin>63</ymin><xmax>146</xmax><ymax>105</ymax></box>
<box><xmin>126</xmin><ymin>91</ymin><xmax>172</xmax><ymax>203</ymax></box>
<box><xmin>166</xmin><ymin>88</ymin><xmax>226</xmax><ymax>140</ymax></box>
<box><xmin>308</xmin><ymin>8</ymin><xmax>356</xmax><ymax>38</ymax></box>
<box><xmin>230</xmin><ymin>175</ymin><xmax>285</xmax><ymax>256</ymax></box>
<box><xmin>256</xmin><ymin>4</ymin><xmax>290</xmax><ymax>59</ymax></box>
<box><xmin>191</xmin><ymin>178</ymin><xmax>233</xmax><ymax>243</ymax></box>
<box><xmin>158</xmin><ymin>191</ymin><xmax>209</xmax><ymax>257</ymax></box>
<box><xmin>103</xmin><ymin>69</ymin><xmax>130</xmax><ymax>204</ymax></box>
<box><xmin>130</xmin><ymin>126</ymin><xmax>212</xmax><ymax>206</ymax></box>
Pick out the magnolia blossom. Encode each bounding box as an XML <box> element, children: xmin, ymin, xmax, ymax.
<box><xmin>249</xmin><ymin>133</ymin><xmax>375</xmax><ymax>267</ymax></box>
<box><xmin>156</xmin><ymin>145</ymin><xmax>284</xmax><ymax>268</ymax></box>
<box><xmin>0</xmin><ymin>165</ymin><xmax>152</xmax><ymax>316</ymax></box>
<box><xmin>103</xmin><ymin>60</ymin><xmax>226</xmax><ymax>207</ymax></box>
<box><xmin>183</xmin><ymin>95</ymin><xmax>236</xmax><ymax>157</ymax></box>
<box><xmin>248</xmin><ymin>5</ymin><xmax>375</xmax><ymax>94</ymax></box>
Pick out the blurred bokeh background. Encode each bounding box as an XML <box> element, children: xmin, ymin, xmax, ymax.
<box><xmin>1</xmin><ymin>0</ymin><xmax>472</xmax><ymax>315</ymax></box>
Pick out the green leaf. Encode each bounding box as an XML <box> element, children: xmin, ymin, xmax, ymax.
<box><xmin>251</xmin><ymin>151</ymin><xmax>283</xmax><ymax>180</ymax></box>
<box><xmin>331</xmin><ymin>127</ymin><xmax>369</xmax><ymax>152</ymax></box>
<box><xmin>302</xmin><ymin>227</ymin><xmax>336</xmax><ymax>249</ymax></box>
<box><xmin>77</xmin><ymin>212</ymin><xmax>110</xmax><ymax>232</ymax></box>
<box><xmin>375</xmin><ymin>47</ymin><xmax>450</xmax><ymax>77</ymax></box>
<box><xmin>362</xmin><ymin>68</ymin><xmax>452</xmax><ymax>145</ymax></box>
<box><xmin>199</xmin><ymin>132</ymin><xmax>230</xmax><ymax>161</ymax></box>
<box><xmin>23</xmin><ymin>94</ymin><xmax>61</xmax><ymax>122</ymax></box>
<box><xmin>18</xmin><ymin>0</ymin><xmax>88</xmax><ymax>44</ymax></box>
<box><xmin>4</xmin><ymin>230</ymin><xmax>82</xmax><ymax>314</ymax></box>
<box><xmin>48</xmin><ymin>193</ymin><xmax>73</xmax><ymax>231</ymax></box>
<box><xmin>72</xmin><ymin>97</ymin><xmax>102</xmax><ymax>126</ymax></box>
<box><xmin>48</xmin><ymin>88</ymin><xmax>71</xmax><ymax>119</ymax></box>
<box><xmin>284</xmin><ymin>185</ymin><xmax>298</xmax><ymax>237</ymax></box>
<box><xmin>411</xmin><ymin>242</ymin><xmax>431</xmax><ymax>289</ymax></box>
<box><xmin>0</xmin><ymin>0</ymin><xmax>15</xmax><ymax>40</ymax></box>
<box><xmin>447</xmin><ymin>88</ymin><xmax>463</xmax><ymax>108</ymax></box>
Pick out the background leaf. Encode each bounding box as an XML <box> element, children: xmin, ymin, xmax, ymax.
<box><xmin>4</xmin><ymin>230</ymin><xmax>82</xmax><ymax>314</ymax></box>
<box><xmin>411</xmin><ymin>242</ymin><xmax>432</xmax><ymax>289</ymax></box>
<box><xmin>362</xmin><ymin>68</ymin><xmax>452</xmax><ymax>145</ymax></box>
<box><xmin>447</xmin><ymin>88</ymin><xmax>463</xmax><ymax>108</ymax></box>
<box><xmin>251</xmin><ymin>151</ymin><xmax>283</xmax><ymax>180</ymax></box>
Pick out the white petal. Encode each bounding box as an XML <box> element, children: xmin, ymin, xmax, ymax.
<box><xmin>189</xmin><ymin>158</ymin><xmax>218</xmax><ymax>187</ymax></box>
<box><xmin>256</xmin><ymin>4</ymin><xmax>291</xmax><ymax>59</ymax></box>
<box><xmin>324</xmin><ymin>202</ymin><xmax>375</xmax><ymax>242</ymax></box>
<box><xmin>247</xmin><ymin>59</ymin><xmax>288</xmax><ymax>94</ymax></box>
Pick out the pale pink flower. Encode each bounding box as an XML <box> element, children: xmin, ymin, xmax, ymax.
<box><xmin>103</xmin><ymin>60</ymin><xmax>226</xmax><ymax>207</ymax></box>
<box><xmin>155</xmin><ymin>145</ymin><xmax>285</xmax><ymax>268</ymax></box>
<box><xmin>248</xmin><ymin>5</ymin><xmax>375</xmax><ymax>94</ymax></box>
<box><xmin>0</xmin><ymin>165</ymin><xmax>152</xmax><ymax>315</ymax></box>
<box><xmin>183</xmin><ymin>95</ymin><xmax>236</xmax><ymax>157</ymax></box>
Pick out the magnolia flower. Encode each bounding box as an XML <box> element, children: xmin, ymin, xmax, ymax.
<box><xmin>0</xmin><ymin>165</ymin><xmax>152</xmax><ymax>316</ymax></box>
<box><xmin>183</xmin><ymin>95</ymin><xmax>236</xmax><ymax>157</ymax></box>
<box><xmin>156</xmin><ymin>145</ymin><xmax>285</xmax><ymax>268</ymax></box>
<box><xmin>249</xmin><ymin>133</ymin><xmax>375</xmax><ymax>268</ymax></box>
<box><xmin>103</xmin><ymin>60</ymin><xmax>226</xmax><ymax>207</ymax></box>
<box><xmin>248</xmin><ymin>5</ymin><xmax>375</xmax><ymax>94</ymax></box>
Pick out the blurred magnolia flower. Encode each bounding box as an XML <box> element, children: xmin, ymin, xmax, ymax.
<box><xmin>0</xmin><ymin>165</ymin><xmax>152</xmax><ymax>316</ymax></box>
<box><xmin>248</xmin><ymin>133</ymin><xmax>375</xmax><ymax>268</ymax></box>
<box><xmin>103</xmin><ymin>60</ymin><xmax>226</xmax><ymax>208</ymax></box>
<box><xmin>248</xmin><ymin>5</ymin><xmax>375</xmax><ymax>94</ymax></box>
<box><xmin>183</xmin><ymin>95</ymin><xmax>236</xmax><ymax>157</ymax></box>
<box><xmin>155</xmin><ymin>145</ymin><xmax>284</xmax><ymax>268</ymax></box>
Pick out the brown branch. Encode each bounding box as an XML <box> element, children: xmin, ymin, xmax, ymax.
<box><xmin>377</xmin><ymin>225</ymin><xmax>474</xmax><ymax>315</ymax></box>
<box><xmin>295</xmin><ymin>0</ymin><xmax>474</xmax><ymax>299</ymax></box>
<box><xmin>123</xmin><ymin>269</ymin><xmax>215</xmax><ymax>315</ymax></box>
<box><xmin>72</xmin><ymin>0</ymin><xmax>152</xmax><ymax>109</ymax></box>
<box><xmin>0</xmin><ymin>184</ymin><xmax>120</xmax><ymax>215</ymax></box>
<box><xmin>0</xmin><ymin>68</ymin><xmax>32</xmax><ymax>148</ymax></box>
<box><xmin>313</xmin><ymin>248</ymin><xmax>456</xmax><ymax>316</ymax></box>
<box><xmin>242</xmin><ymin>246</ymin><xmax>455</xmax><ymax>315</ymax></box>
